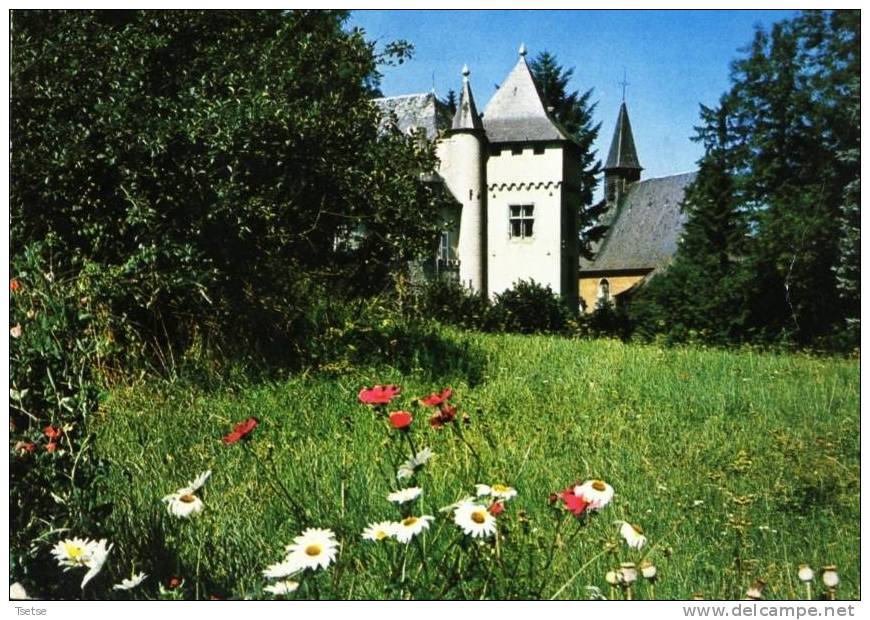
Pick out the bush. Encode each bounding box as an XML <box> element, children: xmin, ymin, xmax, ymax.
<box><xmin>490</xmin><ymin>279</ymin><xmax>574</xmax><ymax>334</ymax></box>
<box><xmin>412</xmin><ymin>277</ymin><xmax>492</xmax><ymax>331</ymax></box>
<box><xmin>9</xmin><ymin>239</ymin><xmax>116</xmax><ymax>598</ymax></box>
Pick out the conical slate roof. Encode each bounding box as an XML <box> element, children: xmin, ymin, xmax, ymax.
<box><xmin>482</xmin><ymin>48</ymin><xmax>573</xmax><ymax>143</ymax></box>
<box><xmin>604</xmin><ymin>102</ymin><xmax>642</xmax><ymax>171</ymax></box>
<box><xmin>452</xmin><ymin>65</ymin><xmax>483</xmax><ymax>131</ymax></box>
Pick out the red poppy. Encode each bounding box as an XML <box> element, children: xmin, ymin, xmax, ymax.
<box><xmin>10</xmin><ymin>278</ymin><xmax>22</xmax><ymax>293</ymax></box>
<box><xmin>223</xmin><ymin>417</ymin><xmax>258</xmax><ymax>445</ymax></box>
<box><xmin>168</xmin><ymin>576</ymin><xmax>182</xmax><ymax>589</ymax></box>
<box><xmin>488</xmin><ymin>501</ymin><xmax>505</xmax><ymax>516</ymax></box>
<box><xmin>429</xmin><ymin>403</ymin><xmax>457</xmax><ymax>429</ymax></box>
<box><xmin>419</xmin><ymin>388</ymin><xmax>452</xmax><ymax>407</ymax></box>
<box><xmin>45</xmin><ymin>441</ymin><xmax>58</xmax><ymax>453</ymax></box>
<box><xmin>358</xmin><ymin>384</ymin><xmax>401</xmax><ymax>405</ymax></box>
<box><xmin>388</xmin><ymin>410</ymin><xmax>413</xmax><ymax>430</ymax></box>
<box><xmin>559</xmin><ymin>486</ymin><xmax>590</xmax><ymax>517</ymax></box>
<box><xmin>43</xmin><ymin>425</ymin><xmax>61</xmax><ymax>440</ymax></box>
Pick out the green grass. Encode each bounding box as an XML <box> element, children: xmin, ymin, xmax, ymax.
<box><xmin>89</xmin><ymin>330</ymin><xmax>860</xmax><ymax>600</ymax></box>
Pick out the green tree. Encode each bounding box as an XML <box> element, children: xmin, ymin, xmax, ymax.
<box><xmin>633</xmin><ymin>10</ymin><xmax>859</xmax><ymax>348</ymax></box>
<box><xmin>10</xmin><ymin>9</ymin><xmax>443</xmax><ymax>359</ymax></box>
<box><xmin>529</xmin><ymin>51</ymin><xmax>604</xmax><ymax>259</ymax></box>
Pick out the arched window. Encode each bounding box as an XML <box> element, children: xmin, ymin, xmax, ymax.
<box><xmin>597</xmin><ymin>278</ymin><xmax>611</xmax><ymax>304</ymax></box>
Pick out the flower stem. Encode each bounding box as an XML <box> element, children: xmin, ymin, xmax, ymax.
<box><xmin>805</xmin><ymin>582</ymin><xmax>813</xmax><ymax>601</ymax></box>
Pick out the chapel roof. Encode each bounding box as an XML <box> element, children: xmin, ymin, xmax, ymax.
<box><xmin>580</xmin><ymin>171</ymin><xmax>697</xmax><ymax>272</ymax></box>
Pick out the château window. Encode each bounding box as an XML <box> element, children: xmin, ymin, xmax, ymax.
<box><xmin>511</xmin><ymin>146</ymin><xmax>523</xmax><ymax>155</ymax></box>
<box><xmin>597</xmin><ymin>278</ymin><xmax>611</xmax><ymax>304</ymax></box>
<box><xmin>490</xmin><ymin>146</ymin><xmax>502</xmax><ymax>156</ymax></box>
<box><xmin>509</xmin><ymin>204</ymin><xmax>534</xmax><ymax>239</ymax></box>
<box><xmin>533</xmin><ymin>145</ymin><xmax>545</xmax><ymax>155</ymax></box>
<box><xmin>438</xmin><ymin>231</ymin><xmax>452</xmax><ymax>262</ymax></box>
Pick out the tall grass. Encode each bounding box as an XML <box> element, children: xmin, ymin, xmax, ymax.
<box><xmin>86</xmin><ymin>331</ymin><xmax>859</xmax><ymax>600</ymax></box>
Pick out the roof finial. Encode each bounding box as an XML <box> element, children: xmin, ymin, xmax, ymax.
<box><xmin>462</xmin><ymin>64</ymin><xmax>470</xmax><ymax>79</ymax></box>
<box><xmin>619</xmin><ymin>67</ymin><xmax>629</xmax><ymax>102</ymax></box>
<box><xmin>518</xmin><ymin>43</ymin><xmax>527</xmax><ymax>57</ymax></box>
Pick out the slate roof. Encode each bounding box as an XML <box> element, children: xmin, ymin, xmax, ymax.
<box><xmin>481</xmin><ymin>55</ymin><xmax>574</xmax><ymax>144</ymax></box>
<box><xmin>604</xmin><ymin>102</ymin><xmax>642</xmax><ymax>171</ymax></box>
<box><xmin>373</xmin><ymin>93</ymin><xmax>451</xmax><ymax>139</ymax></box>
<box><xmin>580</xmin><ymin>171</ymin><xmax>697</xmax><ymax>272</ymax></box>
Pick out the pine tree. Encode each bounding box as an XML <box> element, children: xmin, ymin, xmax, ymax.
<box><xmin>529</xmin><ymin>51</ymin><xmax>604</xmax><ymax>260</ymax></box>
<box><xmin>634</xmin><ymin>10</ymin><xmax>859</xmax><ymax>348</ymax></box>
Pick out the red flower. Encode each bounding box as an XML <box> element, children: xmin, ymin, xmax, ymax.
<box><xmin>14</xmin><ymin>441</ymin><xmax>35</xmax><ymax>455</ymax></box>
<box><xmin>45</xmin><ymin>441</ymin><xmax>58</xmax><ymax>453</ymax></box>
<box><xmin>488</xmin><ymin>501</ymin><xmax>505</xmax><ymax>516</ymax></box>
<box><xmin>358</xmin><ymin>384</ymin><xmax>401</xmax><ymax>405</ymax></box>
<box><xmin>559</xmin><ymin>486</ymin><xmax>590</xmax><ymax>517</ymax></box>
<box><xmin>223</xmin><ymin>417</ymin><xmax>258</xmax><ymax>445</ymax></box>
<box><xmin>388</xmin><ymin>410</ymin><xmax>413</xmax><ymax>430</ymax></box>
<box><xmin>429</xmin><ymin>404</ymin><xmax>457</xmax><ymax>429</ymax></box>
<box><xmin>43</xmin><ymin>425</ymin><xmax>62</xmax><ymax>440</ymax></box>
<box><xmin>168</xmin><ymin>576</ymin><xmax>182</xmax><ymax>589</ymax></box>
<box><xmin>419</xmin><ymin>388</ymin><xmax>452</xmax><ymax>407</ymax></box>
<box><xmin>10</xmin><ymin>278</ymin><xmax>22</xmax><ymax>293</ymax></box>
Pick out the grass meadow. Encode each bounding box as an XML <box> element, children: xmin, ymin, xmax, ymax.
<box><xmin>89</xmin><ymin>330</ymin><xmax>860</xmax><ymax>600</ymax></box>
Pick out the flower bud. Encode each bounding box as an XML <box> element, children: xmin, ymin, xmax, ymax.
<box><xmin>797</xmin><ymin>564</ymin><xmax>814</xmax><ymax>583</ymax></box>
<box><xmin>821</xmin><ymin>565</ymin><xmax>839</xmax><ymax>589</ymax></box>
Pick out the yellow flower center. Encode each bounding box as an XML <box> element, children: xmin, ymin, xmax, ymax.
<box><xmin>591</xmin><ymin>480</ymin><xmax>606</xmax><ymax>492</ymax></box>
<box><xmin>305</xmin><ymin>544</ymin><xmax>322</xmax><ymax>557</ymax></box>
<box><xmin>630</xmin><ymin>523</ymin><xmax>643</xmax><ymax>535</ymax></box>
<box><xmin>471</xmin><ymin>510</ymin><xmax>487</xmax><ymax>524</ymax></box>
<box><xmin>492</xmin><ymin>484</ymin><xmax>510</xmax><ymax>493</ymax></box>
<box><xmin>375</xmin><ymin>530</ymin><xmax>388</xmax><ymax>540</ymax></box>
<box><xmin>402</xmin><ymin>517</ymin><xmax>418</xmax><ymax>527</ymax></box>
<box><xmin>180</xmin><ymin>494</ymin><xmax>197</xmax><ymax>503</ymax></box>
<box><xmin>63</xmin><ymin>543</ymin><xmax>85</xmax><ymax>561</ymax></box>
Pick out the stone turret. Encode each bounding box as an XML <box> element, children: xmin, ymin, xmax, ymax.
<box><xmin>437</xmin><ymin>65</ymin><xmax>487</xmax><ymax>293</ymax></box>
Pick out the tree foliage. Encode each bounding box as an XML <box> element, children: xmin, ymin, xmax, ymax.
<box><xmin>632</xmin><ymin>10</ymin><xmax>859</xmax><ymax>349</ymax></box>
<box><xmin>529</xmin><ymin>51</ymin><xmax>604</xmax><ymax>260</ymax></box>
<box><xmin>11</xmin><ymin>9</ymin><xmax>445</xmax><ymax>360</ymax></box>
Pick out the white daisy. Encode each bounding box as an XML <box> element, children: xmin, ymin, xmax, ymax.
<box><xmin>362</xmin><ymin>521</ymin><xmax>397</xmax><ymax>542</ymax></box>
<box><xmin>81</xmin><ymin>539</ymin><xmax>113</xmax><ymax>589</ymax></box>
<box><xmin>387</xmin><ymin>487</ymin><xmax>422</xmax><ymax>504</ymax></box>
<box><xmin>264</xmin><ymin>528</ymin><xmax>339</xmax><ymax>577</ymax></box>
<box><xmin>263</xmin><ymin>580</ymin><xmax>299</xmax><ymax>596</ymax></box>
<box><xmin>163</xmin><ymin>492</ymin><xmax>205</xmax><ymax>518</ymax></box>
<box><xmin>51</xmin><ymin>537</ymin><xmax>98</xmax><ymax>569</ymax></box>
<box><xmin>396</xmin><ymin>447</ymin><xmax>435</xmax><ymax>480</ymax></box>
<box><xmin>10</xmin><ymin>583</ymin><xmax>30</xmax><ymax>600</ymax></box>
<box><xmin>454</xmin><ymin>501</ymin><xmax>497</xmax><ymax>539</ymax></box>
<box><xmin>619</xmin><ymin>521</ymin><xmax>647</xmax><ymax>550</ymax></box>
<box><xmin>475</xmin><ymin>483</ymin><xmax>518</xmax><ymax>501</ymax></box>
<box><xmin>162</xmin><ymin>470</ymin><xmax>212</xmax><ymax>518</ymax></box>
<box><xmin>113</xmin><ymin>571</ymin><xmax>148</xmax><ymax>591</ymax></box>
<box><xmin>576</xmin><ymin>479</ymin><xmax>615</xmax><ymax>510</ymax></box>
<box><xmin>393</xmin><ymin>515</ymin><xmax>434</xmax><ymax>543</ymax></box>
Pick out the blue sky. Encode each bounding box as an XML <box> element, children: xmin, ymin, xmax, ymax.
<box><xmin>348</xmin><ymin>9</ymin><xmax>797</xmax><ymax>189</ymax></box>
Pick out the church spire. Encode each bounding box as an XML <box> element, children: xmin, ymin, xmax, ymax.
<box><xmin>451</xmin><ymin>64</ymin><xmax>483</xmax><ymax>132</ymax></box>
<box><xmin>604</xmin><ymin>102</ymin><xmax>642</xmax><ymax>205</ymax></box>
<box><xmin>604</xmin><ymin>102</ymin><xmax>642</xmax><ymax>172</ymax></box>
